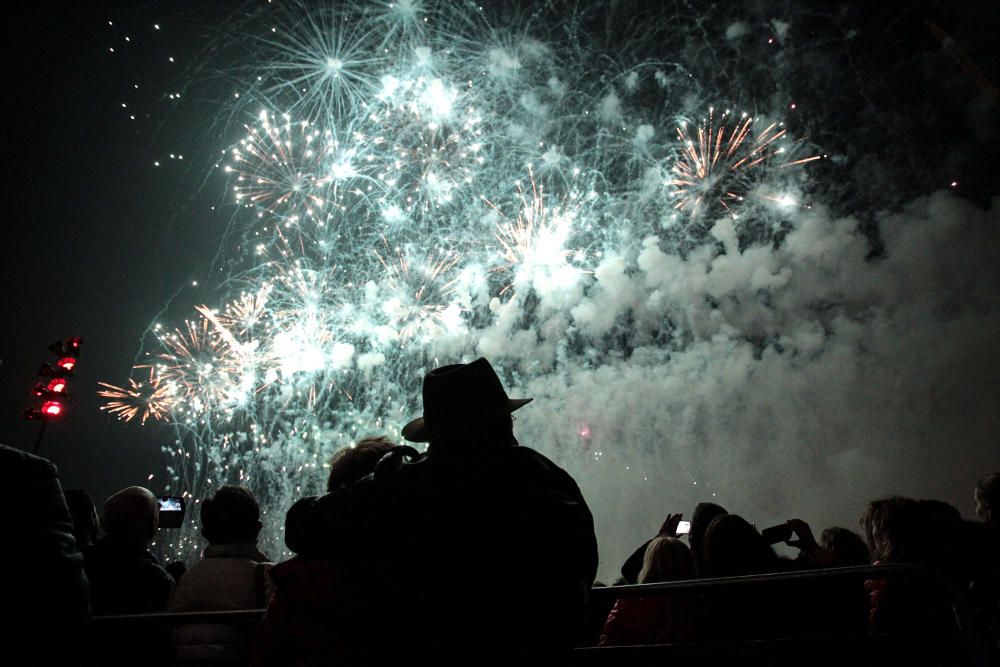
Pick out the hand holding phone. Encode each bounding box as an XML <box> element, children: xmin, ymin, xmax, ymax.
<box><xmin>785</xmin><ymin>518</ymin><xmax>819</xmax><ymax>552</ymax></box>
<box><xmin>156</xmin><ymin>495</ymin><xmax>186</xmax><ymax>529</ymax></box>
<box><xmin>658</xmin><ymin>513</ymin><xmax>684</xmax><ymax>537</ymax></box>
<box><xmin>760</xmin><ymin>522</ymin><xmax>793</xmax><ymax>545</ymax></box>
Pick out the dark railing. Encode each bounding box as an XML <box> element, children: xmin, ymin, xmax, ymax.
<box><xmin>94</xmin><ymin>609</ymin><xmax>265</xmax><ymax>627</ymax></box>
<box><xmin>582</xmin><ymin>563</ymin><xmax>993</xmax><ymax>666</ymax></box>
<box><xmin>591</xmin><ymin>563</ymin><xmax>974</xmax><ymax>630</ymax></box>
<box><xmin>91</xmin><ymin>564</ymin><xmax>995</xmax><ymax>666</ymax></box>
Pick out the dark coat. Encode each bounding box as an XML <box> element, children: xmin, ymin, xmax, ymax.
<box><xmin>286</xmin><ymin>440</ymin><xmax>598</xmax><ymax>660</ymax></box>
<box><xmin>84</xmin><ymin>536</ymin><xmax>174</xmax><ymax>615</ymax></box>
<box><xmin>252</xmin><ymin>557</ymin><xmax>377</xmax><ymax>667</ymax></box>
<box><xmin>2</xmin><ymin>444</ymin><xmax>91</xmax><ymax>662</ymax></box>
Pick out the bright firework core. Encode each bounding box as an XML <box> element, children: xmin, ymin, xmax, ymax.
<box><xmin>96</xmin><ymin>1</ymin><xmax>1000</xmax><ymax>581</ymax></box>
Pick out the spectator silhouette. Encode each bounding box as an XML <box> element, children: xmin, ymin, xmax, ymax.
<box><xmin>703</xmin><ymin>514</ymin><xmax>780</xmax><ymax>578</ymax></box>
<box><xmin>285</xmin><ymin>357</ymin><xmax>598</xmax><ymax>661</ymax></box>
<box><xmin>65</xmin><ymin>488</ymin><xmax>100</xmax><ymax>551</ymax></box>
<box><xmin>861</xmin><ymin>496</ymin><xmax>957</xmax><ymax>636</ymax></box>
<box><xmin>600</xmin><ymin>536</ymin><xmax>699</xmax><ymax>646</ymax></box>
<box><xmin>808</xmin><ymin>526</ymin><xmax>872</xmax><ymax>635</ymax></box>
<box><xmin>690</xmin><ymin>502</ymin><xmax>729</xmax><ymax>577</ymax></box>
<box><xmin>82</xmin><ymin>486</ymin><xmax>175</xmax><ymax>665</ymax></box>
<box><xmin>970</xmin><ymin>474</ymin><xmax>1000</xmax><ymax>655</ymax></box>
<box><xmin>254</xmin><ymin>436</ymin><xmax>395</xmax><ymax>667</ymax></box>
<box><xmin>820</xmin><ymin>526</ymin><xmax>871</xmax><ymax>567</ymax></box>
<box><xmin>325</xmin><ymin>435</ymin><xmax>395</xmax><ymax>492</ymax></box>
<box><xmin>84</xmin><ymin>485</ymin><xmax>174</xmax><ymax>614</ymax></box>
<box><xmin>976</xmin><ymin>473</ymin><xmax>999</xmax><ymax>528</ymax></box>
<box><xmin>701</xmin><ymin>514</ymin><xmax>783</xmax><ymax>640</ymax></box>
<box><xmin>170</xmin><ymin>485</ymin><xmax>273</xmax><ymax>612</ymax></box>
<box><xmin>619</xmin><ymin>501</ymin><xmax>728</xmax><ymax>584</ymax></box>
<box><xmin>169</xmin><ymin>485</ymin><xmax>273</xmax><ymax>663</ymax></box>
<box><xmin>2</xmin><ymin>443</ymin><xmax>91</xmax><ymax>664</ymax></box>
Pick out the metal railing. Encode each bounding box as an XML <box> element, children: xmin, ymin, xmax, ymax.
<box><xmin>91</xmin><ymin>564</ymin><xmax>994</xmax><ymax>666</ymax></box>
<box><xmin>581</xmin><ymin>563</ymin><xmax>992</xmax><ymax>666</ymax></box>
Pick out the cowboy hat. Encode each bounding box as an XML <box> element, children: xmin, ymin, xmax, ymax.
<box><xmin>401</xmin><ymin>357</ymin><xmax>532</xmax><ymax>442</ymax></box>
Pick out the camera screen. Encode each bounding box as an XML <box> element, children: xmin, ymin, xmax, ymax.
<box><xmin>158</xmin><ymin>497</ymin><xmax>181</xmax><ymax>512</ymax></box>
<box><xmin>676</xmin><ymin>520</ymin><xmax>691</xmax><ymax>535</ymax></box>
<box><xmin>156</xmin><ymin>496</ymin><xmax>185</xmax><ymax>529</ymax></box>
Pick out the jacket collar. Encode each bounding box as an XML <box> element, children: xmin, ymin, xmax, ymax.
<box><xmin>203</xmin><ymin>542</ymin><xmax>269</xmax><ymax>561</ymax></box>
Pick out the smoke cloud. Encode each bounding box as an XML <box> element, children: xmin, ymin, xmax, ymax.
<box><xmin>495</xmin><ymin>192</ymin><xmax>1000</xmax><ymax>581</ymax></box>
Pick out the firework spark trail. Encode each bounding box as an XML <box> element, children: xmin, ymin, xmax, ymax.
<box><xmin>375</xmin><ymin>237</ymin><xmax>462</xmax><ymax>340</ymax></box>
<box><xmin>251</xmin><ymin>2</ymin><xmax>389</xmax><ymax>122</ymax></box>
<box><xmin>671</xmin><ymin>108</ymin><xmax>817</xmax><ymax>217</ymax></box>
<box><xmin>227</xmin><ymin>111</ymin><xmax>332</xmax><ymax>219</ymax></box>
<box><xmin>101</xmin><ymin>1</ymin><xmax>823</xmax><ymax>563</ymax></box>
<box><xmin>484</xmin><ymin>172</ymin><xmax>581</xmax><ymax>297</ymax></box>
<box><xmin>98</xmin><ymin>366</ymin><xmax>175</xmax><ymax>425</ymax></box>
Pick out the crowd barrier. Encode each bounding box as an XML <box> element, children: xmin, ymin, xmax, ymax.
<box><xmin>92</xmin><ymin>563</ymin><xmax>995</xmax><ymax>666</ymax></box>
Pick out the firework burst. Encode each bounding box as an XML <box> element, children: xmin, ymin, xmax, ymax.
<box><xmin>226</xmin><ymin>110</ymin><xmax>333</xmax><ymax>221</ymax></box>
<box><xmin>670</xmin><ymin>108</ymin><xmax>820</xmax><ymax>217</ymax></box>
<box><xmin>251</xmin><ymin>1</ymin><xmax>388</xmax><ymax>121</ymax></box>
<box><xmin>154</xmin><ymin>317</ymin><xmax>248</xmax><ymax>412</ymax></box>
<box><xmin>98</xmin><ymin>367</ymin><xmax>175</xmax><ymax>425</ymax></box>
<box><xmin>376</xmin><ymin>239</ymin><xmax>462</xmax><ymax>340</ymax></box>
<box><xmin>486</xmin><ymin>175</ymin><xmax>579</xmax><ymax>296</ymax></box>
<box><xmin>215</xmin><ymin>286</ymin><xmax>274</xmax><ymax>337</ymax></box>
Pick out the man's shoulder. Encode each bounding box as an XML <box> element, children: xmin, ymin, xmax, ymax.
<box><xmin>506</xmin><ymin>445</ymin><xmax>582</xmax><ymax>489</ymax></box>
<box><xmin>508</xmin><ymin>443</ymin><xmax>560</xmax><ymax>467</ymax></box>
<box><xmin>0</xmin><ymin>443</ymin><xmax>58</xmax><ymax>484</ymax></box>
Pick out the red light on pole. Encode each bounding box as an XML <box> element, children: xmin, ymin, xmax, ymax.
<box><xmin>41</xmin><ymin>401</ymin><xmax>64</xmax><ymax>418</ymax></box>
<box><xmin>47</xmin><ymin>378</ymin><xmax>68</xmax><ymax>393</ymax></box>
<box><xmin>29</xmin><ymin>336</ymin><xmax>83</xmax><ymax>454</ymax></box>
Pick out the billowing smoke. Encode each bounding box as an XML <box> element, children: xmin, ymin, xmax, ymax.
<box><xmin>511</xmin><ymin>192</ymin><xmax>1000</xmax><ymax>580</ymax></box>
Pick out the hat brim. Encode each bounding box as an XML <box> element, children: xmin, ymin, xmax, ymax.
<box><xmin>401</xmin><ymin>397</ymin><xmax>532</xmax><ymax>443</ymax></box>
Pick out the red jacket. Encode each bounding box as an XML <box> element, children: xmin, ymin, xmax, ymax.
<box><xmin>252</xmin><ymin>557</ymin><xmax>376</xmax><ymax>667</ymax></box>
<box><xmin>599</xmin><ymin>595</ymin><xmax>698</xmax><ymax>646</ymax></box>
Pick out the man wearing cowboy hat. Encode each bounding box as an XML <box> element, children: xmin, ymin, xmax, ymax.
<box><xmin>285</xmin><ymin>357</ymin><xmax>598</xmax><ymax>662</ymax></box>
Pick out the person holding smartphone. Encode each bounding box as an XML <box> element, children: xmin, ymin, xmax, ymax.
<box><xmin>620</xmin><ymin>502</ymin><xmax>729</xmax><ymax>584</ymax></box>
<box><xmin>85</xmin><ymin>486</ymin><xmax>175</xmax><ymax>614</ymax></box>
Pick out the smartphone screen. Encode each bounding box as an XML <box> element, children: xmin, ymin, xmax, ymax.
<box><xmin>158</xmin><ymin>497</ymin><xmax>181</xmax><ymax>512</ymax></box>
<box><xmin>156</xmin><ymin>496</ymin><xmax>186</xmax><ymax>528</ymax></box>
<box><xmin>676</xmin><ymin>520</ymin><xmax>691</xmax><ymax>535</ymax></box>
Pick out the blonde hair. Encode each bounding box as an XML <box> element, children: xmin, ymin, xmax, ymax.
<box><xmin>637</xmin><ymin>536</ymin><xmax>695</xmax><ymax>584</ymax></box>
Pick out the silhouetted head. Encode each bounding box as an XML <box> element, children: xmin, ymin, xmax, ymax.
<box><xmin>402</xmin><ymin>358</ymin><xmax>530</xmax><ymax>451</ymax></box>
<box><xmin>200</xmin><ymin>485</ymin><xmax>261</xmax><ymax>545</ymax></box>
<box><xmin>638</xmin><ymin>536</ymin><xmax>696</xmax><ymax>584</ymax></box>
<box><xmin>327</xmin><ymin>436</ymin><xmax>395</xmax><ymax>492</ymax></box>
<box><xmin>860</xmin><ymin>495</ymin><xmax>925</xmax><ymax>564</ymax></box>
<box><xmin>819</xmin><ymin>526</ymin><xmax>871</xmax><ymax>566</ymax></box>
<box><xmin>689</xmin><ymin>502</ymin><xmax>728</xmax><ymax>575</ymax></box>
<box><xmin>703</xmin><ymin>514</ymin><xmax>778</xmax><ymax>577</ymax></box>
<box><xmin>919</xmin><ymin>498</ymin><xmax>961</xmax><ymax>524</ymax></box>
<box><xmin>101</xmin><ymin>486</ymin><xmax>158</xmax><ymax>547</ymax></box>
<box><xmin>975</xmin><ymin>473</ymin><xmax>999</xmax><ymax>524</ymax></box>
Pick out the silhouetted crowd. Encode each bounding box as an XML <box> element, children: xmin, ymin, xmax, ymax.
<box><xmin>5</xmin><ymin>358</ymin><xmax>999</xmax><ymax>666</ymax></box>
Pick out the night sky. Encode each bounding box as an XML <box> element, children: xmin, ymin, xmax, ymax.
<box><xmin>2</xmin><ymin>1</ymin><xmax>998</xmax><ymax>573</ymax></box>
<box><xmin>3</xmin><ymin>3</ymin><xmax>226</xmax><ymax>496</ymax></box>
